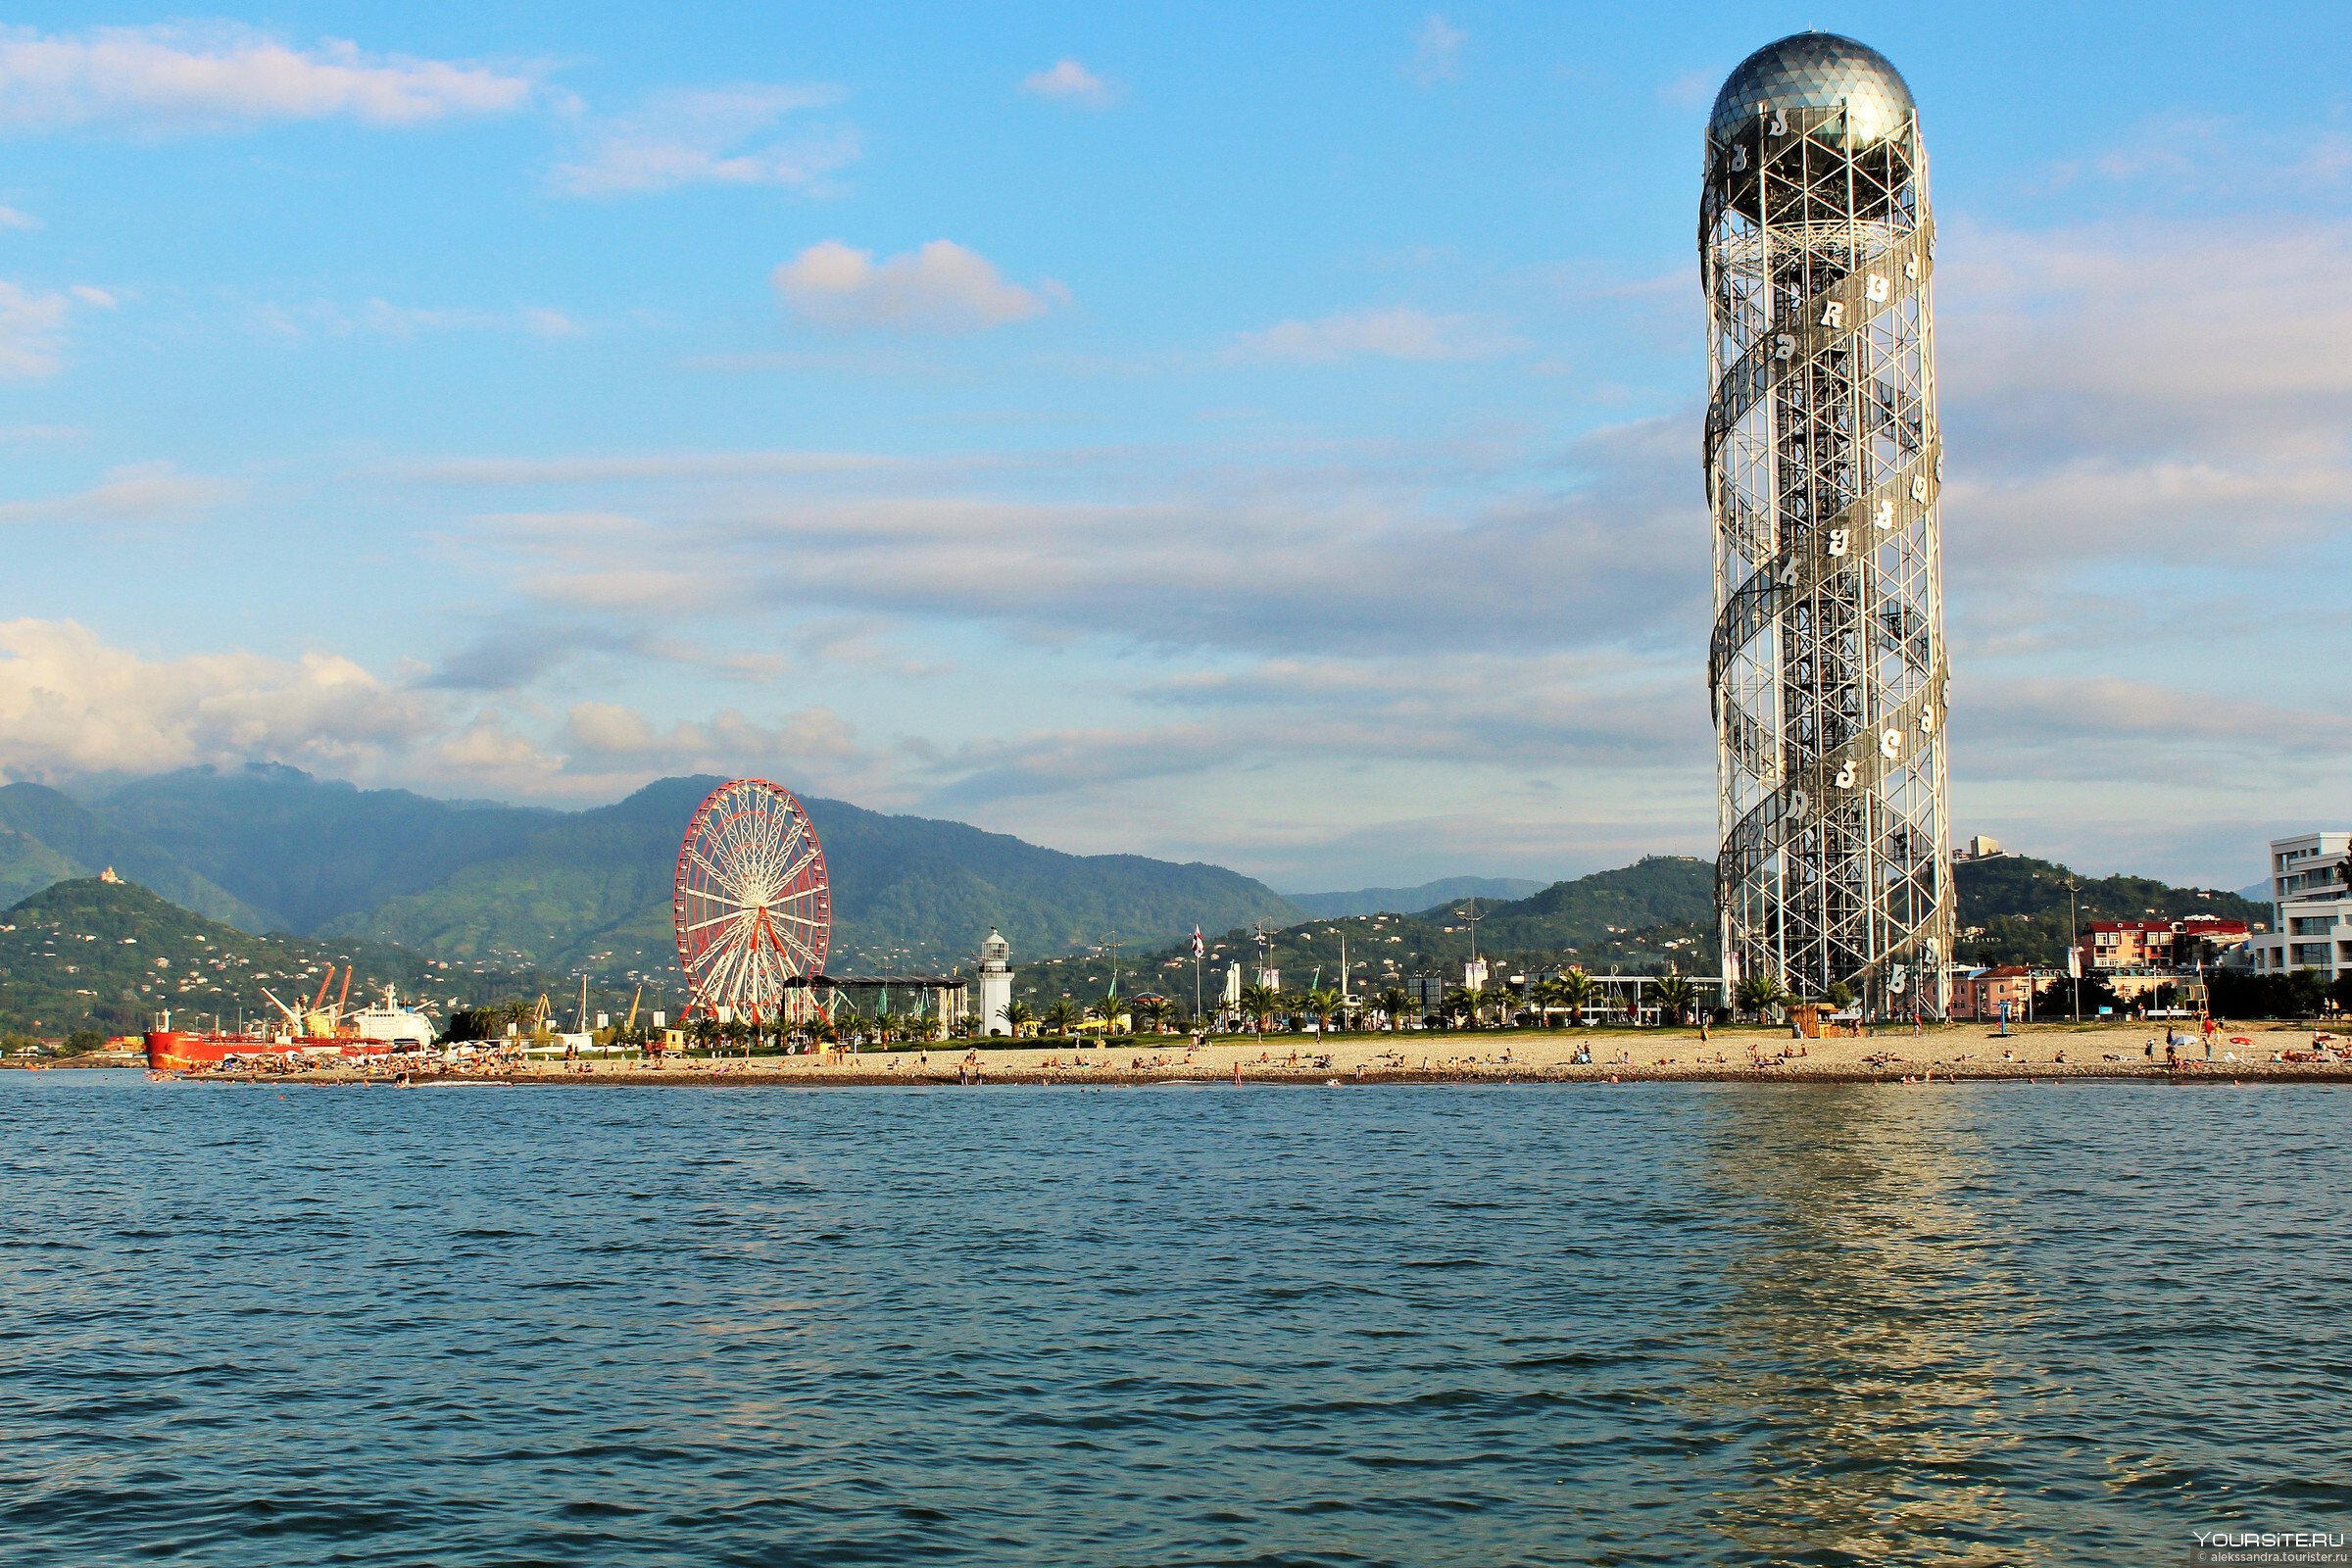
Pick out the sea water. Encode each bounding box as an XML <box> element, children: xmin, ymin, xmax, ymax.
<box><xmin>1</xmin><ymin>1071</ymin><xmax>2345</xmax><ymax>1566</ymax></box>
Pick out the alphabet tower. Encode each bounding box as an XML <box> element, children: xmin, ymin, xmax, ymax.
<box><xmin>1701</xmin><ymin>33</ymin><xmax>1952</xmax><ymax>1015</ymax></box>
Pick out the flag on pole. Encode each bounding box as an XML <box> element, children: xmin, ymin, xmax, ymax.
<box><xmin>2066</xmin><ymin>946</ymin><xmax>2082</xmax><ymax>979</ymax></box>
<box><xmin>1193</xmin><ymin>926</ymin><xmax>1204</xmax><ymax>957</ymax></box>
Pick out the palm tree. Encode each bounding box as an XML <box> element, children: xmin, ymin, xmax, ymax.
<box><xmin>1650</xmin><ymin>973</ymin><xmax>1698</xmax><ymax>1026</ymax></box>
<box><xmin>1236</xmin><ymin>982</ymin><xmax>1280</xmax><ymax>1036</ymax></box>
<box><xmin>1042</xmin><ymin>999</ymin><xmax>1081</xmax><ymax>1039</ymax></box>
<box><xmin>1302</xmin><ymin>986</ymin><xmax>1343</xmax><ymax>1036</ymax></box>
<box><xmin>1089</xmin><ymin>994</ymin><xmax>1127</xmax><ymax>1037</ymax></box>
<box><xmin>1004</xmin><ymin>999</ymin><xmax>1036</xmax><ymax>1038</ymax></box>
<box><xmin>1133</xmin><ymin>997</ymin><xmax>1172</xmax><ymax>1034</ymax></box>
<box><xmin>1375</xmin><ymin>986</ymin><xmax>1413</xmax><ymax>1031</ymax></box>
<box><xmin>1440</xmin><ymin>987</ymin><xmax>1473</xmax><ymax>1028</ymax></box>
<box><xmin>1554</xmin><ymin>969</ymin><xmax>1597</xmax><ymax>1026</ymax></box>
<box><xmin>1735</xmin><ymin>971</ymin><xmax>1788</xmax><ymax>1024</ymax></box>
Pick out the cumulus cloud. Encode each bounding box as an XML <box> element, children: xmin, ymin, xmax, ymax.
<box><xmin>0</xmin><ymin>462</ymin><xmax>237</xmax><ymax>524</ymax></box>
<box><xmin>550</xmin><ymin>83</ymin><xmax>856</xmax><ymax>195</ymax></box>
<box><xmin>0</xmin><ymin>205</ymin><xmax>37</xmax><ymax>230</ymax></box>
<box><xmin>771</xmin><ymin>240</ymin><xmax>1057</xmax><ymax>333</ymax></box>
<box><xmin>0</xmin><ymin>616</ymin><xmax>901</xmax><ymax>806</ymax></box>
<box><xmin>0</xmin><ymin>24</ymin><xmax>532</xmax><ymax>134</ymax></box>
<box><xmin>1409</xmin><ymin>15</ymin><xmax>1466</xmax><ymax>86</ymax></box>
<box><xmin>0</xmin><ymin>619</ymin><xmax>432</xmax><ymax>779</ymax></box>
<box><xmin>1229</xmin><ymin>306</ymin><xmax>1519</xmax><ymax>364</ymax></box>
<box><xmin>1020</xmin><ymin>59</ymin><xmax>1119</xmax><ymax>109</ymax></box>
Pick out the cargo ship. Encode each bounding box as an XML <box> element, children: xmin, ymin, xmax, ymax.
<box><xmin>144</xmin><ymin>968</ymin><xmax>435</xmax><ymax>1072</ymax></box>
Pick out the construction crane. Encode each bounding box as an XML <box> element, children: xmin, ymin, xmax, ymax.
<box><xmin>622</xmin><ymin>985</ymin><xmax>642</xmax><ymax>1035</ymax></box>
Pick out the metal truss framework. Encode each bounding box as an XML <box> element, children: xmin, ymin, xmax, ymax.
<box><xmin>1701</xmin><ymin>99</ymin><xmax>1953</xmax><ymax>1015</ymax></box>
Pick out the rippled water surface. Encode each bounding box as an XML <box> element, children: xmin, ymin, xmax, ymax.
<box><xmin>2</xmin><ymin>1073</ymin><xmax>2346</xmax><ymax>1566</ymax></box>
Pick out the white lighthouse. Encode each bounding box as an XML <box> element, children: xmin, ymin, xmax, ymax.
<box><xmin>977</xmin><ymin>928</ymin><xmax>1014</xmax><ymax>1035</ymax></box>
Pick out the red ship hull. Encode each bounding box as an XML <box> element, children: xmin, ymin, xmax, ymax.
<box><xmin>145</xmin><ymin>1030</ymin><xmax>392</xmax><ymax>1073</ymax></box>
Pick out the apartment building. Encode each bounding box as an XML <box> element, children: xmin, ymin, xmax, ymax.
<box><xmin>2248</xmin><ymin>832</ymin><xmax>2352</xmax><ymax>981</ymax></box>
<box><xmin>2078</xmin><ymin>915</ymin><xmax>2250</xmax><ymax>974</ymax></box>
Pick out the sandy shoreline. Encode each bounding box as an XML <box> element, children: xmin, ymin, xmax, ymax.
<box><xmin>188</xmin><ymin>1020</ymin><xmax>2352</xmax><ymax>1088</ymax></box>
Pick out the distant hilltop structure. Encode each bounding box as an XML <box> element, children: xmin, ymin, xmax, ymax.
<box><xmin>1953</xmin><ymin>836</ymin><xmax>2005</xmax><ymax>862</ymax></box>
<box><xmin>977</xmin><ymin>928</ymin><xmax>1012</xmax><ymax>1035</ymax></box>
<box><xmin>1701</xmin><ymin>31</ymin><xmax>1953</xmax><ymax>1015</ymax></box>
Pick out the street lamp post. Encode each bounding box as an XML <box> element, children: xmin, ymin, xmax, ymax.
<box><xmin>2069</xmin><ymin>881</ymin><xmax>2082</xmax><ymax>1024</ymax></box>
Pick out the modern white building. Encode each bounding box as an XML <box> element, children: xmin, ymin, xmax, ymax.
<box><xmin>2247</xmin><ymin>833</ymin><xmax>2352</xmax><ymax>980</ymax></box>
<box><xmin>976</xmin><ymin>928</ymin><xmax>1014</xmax><ymax>1035</ymax></box>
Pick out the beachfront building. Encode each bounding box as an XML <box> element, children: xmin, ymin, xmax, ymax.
<box><xmin>2075</xmin><ymin>916</ymin><xmax>2247</xmax><ymax>973</ymax></box>
<box><xmin>1951</xmin><ymin>965</ymin><xmax>2035</xmax><ymax>1021</ymax></box>
<box><xmin>2247</xmin><ymin>832</ymin><xmax>2352</xmax><ymax>981</ymax></box>
<box><xmin>976</xmin><ymin>928</ymin><xmax>1013</xmax><ymax>1035</ymax></box>
<box><xmin>1701</xmin><ymin>33</ymin><xmax>1954</xmax><ymax>1017</ymax></box>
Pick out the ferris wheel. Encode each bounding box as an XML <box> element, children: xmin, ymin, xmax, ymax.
<box><xmin>673</xmin><ymin>778</ymin><xmax>831</xmax><ymax>1021</ymax></box>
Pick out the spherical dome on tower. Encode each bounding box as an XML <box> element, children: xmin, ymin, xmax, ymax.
<box><xmin>1707</xmin><ymin>31</ymin><xmax>1914</xmax><ymax>146</ymax></box>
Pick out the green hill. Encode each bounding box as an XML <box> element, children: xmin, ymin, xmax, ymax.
<box><xmin>0</xmin><ymin>878</ymin><xmax>568</xmax><ymax>1038</ymax></box>
<box><xmin>1013</xmin><ymin>850</ymin><xmax>2268</xmax><ymax>1007</ymax></box>
<box><xmin>0</xmin><ymin>782</ymin><xmax>270</xmax><ymax>928</ymax></box>
<box><xmin>1018</xmin><ymin>856</ymin><xmax>1717</xmax><ymax>1005</ymax></box>
<box><xmin>1952</xmin><ymin>855</ymin><xmax>2266</xmax><ymax>966</ymax></box>
<box><xmin>1472</xmin><ymin>857</ymin><xmax>1715</xmax><ymax>951</ymax></box>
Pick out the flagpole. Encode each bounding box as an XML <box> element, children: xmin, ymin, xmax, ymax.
<box><xmin>1192</xmin><ymin>926</ymin><xmax>1203</xmax><ymax>1025</ymax></box>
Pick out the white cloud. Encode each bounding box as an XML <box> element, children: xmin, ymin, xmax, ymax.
<box><xmin>0</xmin><ymin>619</ymin><xmax>432</xmax><ymax>779</ymax></box>
<box><xmin>0</xmin><ymin>280</ymin><xmax>72</xmax><ymax>376</ymax></box>
<box><xmin>249</xmin><ymin>297</ymin><xmax>584</xmax><ymax>342</ymax></box>
<box><xmin>1229</xmin><ymin>307</ymin><xmax>1519</xmax><ymax>363</ymax></box>
<box><xmin>771</xmin><ymin>240</ymin><xmax>1057</xmax><ymax>333</ymax></box>
<box><xmin>453</xmin><ymin>415</ymin><xmax>1704</xmax><ymax>662</ymax></box>
<box><xmin>0</xmin><ymin>205</ymin><xmax>38</xmax><ymax>230</ymax></box>
<box><xmin>560</xmin><ymin>701</ymin><xmax>864</xmax><ymax>772</ymax></box>
<box><xmin>1020</xmin><ymin>59</ymin><xmax>1119</xmax><ymax>109</ymax></box>
<box><xmin>0</xmin><ymin>24</ymin><xmax>532</xmax><ymax>134</ymax></box>
<box><xmin>1936</xmin><ymin>218</ymin><xmax>2352</xmax><ymax>573</ymax></box>
<box><xmin>551</xmin><ymin>83</ymin><xmax>855</xmax><ymax>195</ymax></box>
<box><xmin>1410</xmin><ymin>15</ymin><xmax>1466</xmax><ymax>86</ymax></box>
<box><xmin>405</xmin><ymin>450</ymin><xmax>907</xmax><ymax>485</ymax></box>
<box><xmin>0</xmin><ymin>462</ymin><xmax>237</xmax><ymax>523</ymax></box>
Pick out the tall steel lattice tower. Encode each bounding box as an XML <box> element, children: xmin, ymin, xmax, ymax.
<box><xmin>1700</xmin><ymin>33</ymin><xmax>1952</xmax><ymax>1016</ymax></box>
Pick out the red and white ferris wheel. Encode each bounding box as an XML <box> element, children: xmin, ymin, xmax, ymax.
<box><xmin>673</xmin><ymin>778</ymin><xmax>831</xmax><ymax>1021</ymax></box>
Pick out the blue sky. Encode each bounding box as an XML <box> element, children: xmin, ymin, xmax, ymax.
<box><xmin>0</xmin><ymin>2</ymin><xmax>2345</xmax><ymax>892</ymax></box>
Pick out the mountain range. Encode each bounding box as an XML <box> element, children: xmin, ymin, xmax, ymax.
<box><xmin>1016</xmin><ymin>853</ymin><xmax>2266</xmax><ymax>1003</ymax></box>
<box><xmin>1284</xmin><ymin>876</ymin><xmax>1546</xmax><ymax>919</ymax></box>
<box><xmin>0</xmin><ymin>764</ymin><xmax>2275</xmax><ymax>1018</ymax></box>
<box><xmin>0</xmin><ymin>765</ymin><xmax>1304</xmax><ymax>985</ymax></box>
